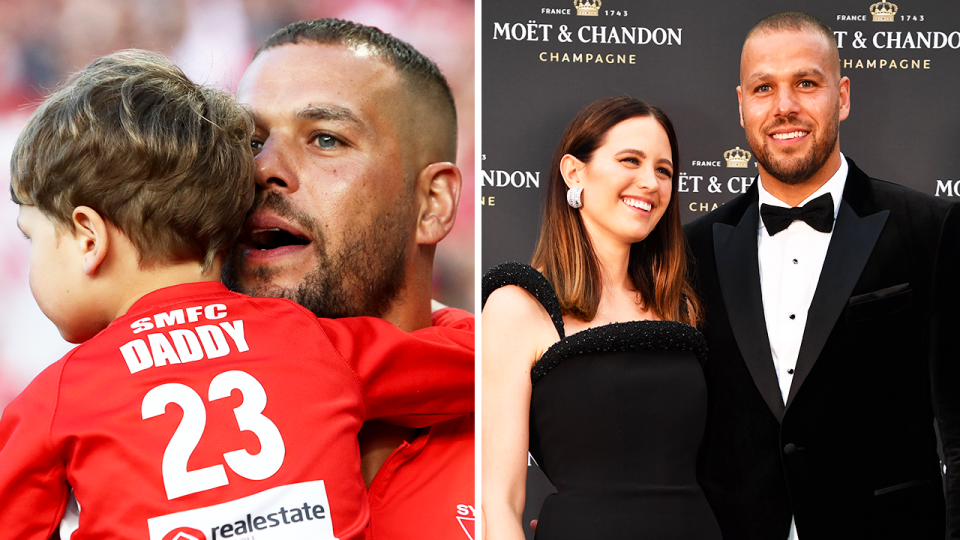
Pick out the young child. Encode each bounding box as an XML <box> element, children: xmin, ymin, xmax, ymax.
<box><xmin>0</xmin><ymin>50</ymin><xmax>473</xmax><ymax>540</ymax></box>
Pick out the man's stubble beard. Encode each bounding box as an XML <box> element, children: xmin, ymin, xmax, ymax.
<box><xmin>223</xmin><ymin>189</ymin><xmax>412</xmax><ymax>319</ymax></box>
<box><xmin>747</xmin><ymin>111</ymin><xmax>840</xmax><ymax>186</ymax></box>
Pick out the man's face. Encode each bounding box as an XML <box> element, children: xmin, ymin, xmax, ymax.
<box><xmin>737</xmin><ymin>29</ymin><xmax>850</xmax><ymax>185</ymax></box>
<box><xmin>224</xmin><ymin>43</ymin><xmax>417</xmax><ymax>318</ymax></box>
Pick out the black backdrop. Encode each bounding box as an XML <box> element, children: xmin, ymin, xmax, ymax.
<box><xmin>480</xmin><ymin>1</ymin><xmax>960</xmax><ymax>536</ymax></box>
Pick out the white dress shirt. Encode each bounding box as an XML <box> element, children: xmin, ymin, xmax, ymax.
<box><xmin>756</xmin><ymin>155</ymin><xmax>848</xmax><ymax>540</ymax></box>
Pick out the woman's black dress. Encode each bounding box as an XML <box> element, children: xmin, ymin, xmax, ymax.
<box><xmin>483</xmin><ymin>262</ymin><xmax>721</xmax><ymax>539</ymax></box>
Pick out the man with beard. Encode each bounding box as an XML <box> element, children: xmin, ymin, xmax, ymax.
<box><xmin>222</xmin><ymin>19</ymin><xmax>473</xmax><ymax>540</ymax></box>
<box><xmin>685</xmin><ymin>12</ymin><xmax>960</xmax><ymax>540</ymax></box>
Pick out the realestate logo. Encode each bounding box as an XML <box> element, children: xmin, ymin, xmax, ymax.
<box><xmin>147</xmin><ymin>481</ymin><xmax>337</xmax><ymax>540</ymax></box>
<box><xmin>162</xmin><ymin>528</ymin><xmax>206</xmax><ymax>540</ymax></box>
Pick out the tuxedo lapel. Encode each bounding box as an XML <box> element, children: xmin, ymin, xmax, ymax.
<box><xmin>714</xmin><ymin>202</ymin><xmax>785</xmax><ymax>421</ymax></box>
<box><xmin>785</xmin><ymin>200</ymin><xmax>889</xmax><ymax>409</ymax></box>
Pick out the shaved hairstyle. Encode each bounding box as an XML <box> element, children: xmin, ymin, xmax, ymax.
<box><xmin>255</xmin><ymin>18</ymin><xmax>457</xmax><ymax>162</ymax></box>
<box><xmin>741</xmin><ymin>12</ymin><xmax>841</xmax><ymax>81</ymax></box>
<box><xmin>745</xmin><ymin>11</ymin><xmax>837</xmax><ymax>48</ymax></box>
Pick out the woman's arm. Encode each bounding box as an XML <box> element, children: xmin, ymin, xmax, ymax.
<box><xmin>481</xmin><ymin>285</ymin><xmax>554</xmax><ymax>540</ymax></box>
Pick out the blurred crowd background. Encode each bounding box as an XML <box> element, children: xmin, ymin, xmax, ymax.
<box><xmin>0</xmin><ymin>0</ymin><xmax>475</xmax><ymax>411</ymax></box>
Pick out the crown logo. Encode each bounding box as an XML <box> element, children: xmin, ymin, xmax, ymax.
<box><xmin>574</xmin><ymin>0</ymin><xmax>601</xmax><ymax>16</ymax></box>
<box><xmin>869</xmin><ymin>1</ymin><xmax>897</xmax><ymax>22</ymax></box>
<box><xmin>723</xmin><ymin>146</ymin><xmax>752</xmax><ymax>168</ymax></box>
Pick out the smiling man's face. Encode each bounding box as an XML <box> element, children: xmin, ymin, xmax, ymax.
<box><xmin>223</xmin><ymin>42</ymin><xmax>418</xmax><ymax>318</ymax></box>
<box><xmin>737</xmin><ymin>27</ymin><xmax>849</xmax><ymax>187</ymax></box>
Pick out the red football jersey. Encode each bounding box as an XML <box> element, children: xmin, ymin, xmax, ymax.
<box><xmin>0</xmin><ymin>282</ymin><xmax>474</xmax><ymax>540</ymax></box>
<box><xmin>365</xmin><ymin>308</ymin><xmax>476</xmax><ymax>540</ymax></box>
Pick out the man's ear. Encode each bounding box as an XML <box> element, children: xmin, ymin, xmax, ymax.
<box><xmin>415</xmin><ymin>161</ymin><xmax>462</xmax><ymax>246</ymax></box>
<box><xmin>838</xmin><ymin>76</ymin><xmax>851</xmax><ymax>122</ymax></box>
<box><xmin>736</xmin><ymin>85</ymin><xmax>745</xmax><ymax>128</ymax></box>
<box><xmin>71</xmin><ymin>206</ymin><xmax>109</xmax><ymax>276</ymax></box>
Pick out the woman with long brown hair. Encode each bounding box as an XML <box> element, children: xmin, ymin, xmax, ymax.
<box><xmin>481</xmin><ymin>97</ymin><xmax>720</xmax><ymax>539</ymax></box>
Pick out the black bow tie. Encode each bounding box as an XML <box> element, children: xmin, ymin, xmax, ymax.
<box><xmin>760</xmin><ymin>193</ymin><xmax>835</xmax><ymax>236</ymax></box>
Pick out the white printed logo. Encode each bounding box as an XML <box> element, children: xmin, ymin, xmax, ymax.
<box><xmin>162</xmin><ymin>527</ymin><xmax>207</xmax><ymax>540</ymax></box>
<box><xmin>147</xmin><ymin>481</ymin><xmax>338</xmax><ymax>540</ymax></box>
<box><xmin>456</xmin><ymin>504</ymin><xmax>475</xmax><ymax>540</ymax></box>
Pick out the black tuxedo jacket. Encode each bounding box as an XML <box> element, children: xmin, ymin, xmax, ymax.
<box><xmin>684</xmin><ymin>158</ymin><xmax>960</xmax><ymax>539</ymax></box>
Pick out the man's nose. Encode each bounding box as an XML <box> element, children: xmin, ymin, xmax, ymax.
<box><xmin>255</xmin><ymin>138</ymin><xmax>300</xmax><ymax>193</ymax></box>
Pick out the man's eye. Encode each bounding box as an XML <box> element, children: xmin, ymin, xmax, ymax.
<box><xmin>757</xmin><ymin>84</ymin><xmax>771</xmax><ymax>93</ymax></box>
<box><xmin>251</xmin><ymin>139</ymin><xmax>263</xmax><ymax>153</ymax></box>
<box><xmin>314</xmin><ymin>134</ymin><xmax>338</xmax><ymax>149</ymax></box>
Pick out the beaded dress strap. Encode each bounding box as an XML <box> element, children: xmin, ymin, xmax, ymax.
<box><xmin>481</xmin><ymin>261</ymin><xmax>565</xmax><ymax>340</ymax></box>
<box><xmin>531</xmin><ymin>320</ymin><xmax>708</xmax><ymax>383</ymax></box>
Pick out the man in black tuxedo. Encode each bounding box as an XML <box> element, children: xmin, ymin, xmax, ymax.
<box><xmin>685</xmin><ymin>12</ymin><xmax>960</xmax><ymax>539</ymax></box>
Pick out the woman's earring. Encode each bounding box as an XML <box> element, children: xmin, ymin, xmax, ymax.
<box><xmin>567</xmin><ymin>186</ymin><xmax>583</xmax><ymax>208</ymax></box>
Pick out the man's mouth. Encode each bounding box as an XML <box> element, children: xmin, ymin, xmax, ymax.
<box><xmin>240</xmin><ymin>210</ymin><xmax>313</xmax><ymax>259</ymax></box>
<box><xmin>771</xmin><ymin>130</ymin><xmax>809</xmax><ymax>140</ymax></box>
<box><xmin>249</xmin><ymin>228</ymin><xmax>310</xmax><ymax>250</ymax></box>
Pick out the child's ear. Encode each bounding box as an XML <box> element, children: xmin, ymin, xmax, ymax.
<box><xmin>71</xmin><ymin>206</ymin><xmax>109</xmax><ymax>276</ymax></box>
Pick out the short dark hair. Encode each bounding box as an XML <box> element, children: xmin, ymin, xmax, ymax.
<box><xmin>11</xmin><ymin>49</ymin><xmax>255</xmax><ymax>271</ymax></box>
<box><xmin>255</xmin><ymin>18</ymin><xmax>457</xmax><ymax>157</ymax></box>
<box><xmin>746</xmin><ymin>12</ymin><xmax>837</xmax><ymax>48</ymax></box>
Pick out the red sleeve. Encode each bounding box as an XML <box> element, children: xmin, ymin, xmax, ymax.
<box><xmin>316</xmin><ymin>315</ymin><xmax>474</xmax><ymax>427</ymax></box>
<box><xmin>0</xmin><ymin>362</ymin><xmax>70</xmax><ymax>539</ymax></box>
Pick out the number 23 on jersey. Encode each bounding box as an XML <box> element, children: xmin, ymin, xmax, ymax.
<box><xmin>142</xmin><ymin>370</ymin><xmax>286</xmax><ymax>500</ymax></box>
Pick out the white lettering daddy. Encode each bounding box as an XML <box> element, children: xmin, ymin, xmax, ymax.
<box><xmin>121</xmin><ymin>320</ymin><xmax>249</xmax><ymax>374</ymax></box>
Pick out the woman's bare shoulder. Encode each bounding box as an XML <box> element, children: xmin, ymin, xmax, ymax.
<box><xmin>483</xmin><ymin>285</ymin><xmax>561</xmax><ymax>364</ymax></box>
